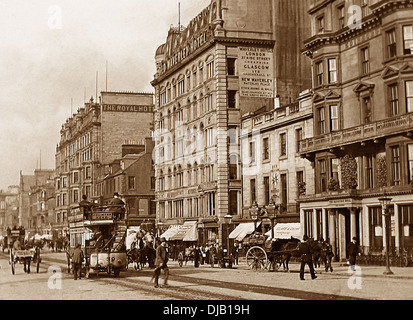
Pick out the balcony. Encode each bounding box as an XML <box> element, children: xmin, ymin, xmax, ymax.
<box><xmin>300</xmin><ymin>113</ymin><xmax>413</xmax><ymax>154</ymax></box>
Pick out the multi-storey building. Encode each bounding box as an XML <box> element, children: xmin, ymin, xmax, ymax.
<box><xmin>241</xmin><ymin>90</ymin><xmax>313</xmax><ymax>227</ymax></box>
<box><xmin>55</xmin><ymin>92</ymin><xmax>154</xmax><ymax>234</ymax></box>
<box><xmin>151</xmin><ymin>0</ymin><xmax>311</xmax><ymax>245</ymax></box>
<box><xmin>299</xmin><ymin>0</ymin><xmax>413</xmax><ymax>261</ymax></box>
<box><xmin>0</xmin><ymin>186</ymin><xmax>19</xmax><ymax>235</ymax></box>
<box><xmin>19</xmin><ymin>169</ymin><xmax>54</xmax><ymax>233</ymax></box>
<box><xmin>102</xmin><ymin>138</ymin><xmax>156</xmax><ymax>228</ymax></box>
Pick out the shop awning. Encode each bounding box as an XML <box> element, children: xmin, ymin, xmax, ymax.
<box><xmin>160</xmin><ymin>225</ymin><xmax>181</xmax><ymax>241</ymax></box>
<box><xmin>183</xmin><ymin>221</ymin><xmax>198</xmax><ymax>242</ymax></box>
<box><xmin>265</xmin><ymin>223</ymin><xmax>302</xmax><ymax>240</ymax></box>
<box><xmin>229</xmin><ymin>222</ymin><xmax>261</xmax><ymax>241</ymax></box>
<box><xmin>170</xmin><ymin>221</ymin><xmax>198</xmax><ymax>241</ymax></box>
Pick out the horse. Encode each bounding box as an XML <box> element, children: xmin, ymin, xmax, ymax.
<box><xmin>308</xmin><ymin>239</ymin><xmax>334</xmax><ymax>272</ymax></box>
<box><xmin>268</xmin><ymin>237</ymin><xmax>301</xmax><ymax>272</ymax></box>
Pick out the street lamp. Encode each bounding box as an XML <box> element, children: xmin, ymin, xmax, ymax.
<box><xmin>378</xmin><ymin>194</ymin><xmax>393</xmax><ymax>275</ymax></box>
<box><xmin>223</xmin><ymin>214</ymin><xmax>233</xmax><ymax>267</ymax></box>
<box><xmin>249</xmin><ymin>201</ymin><xmax>260</xmax><ymax>232</ymax></box>
<box><xmin>266</xmin><ymin>198</ymin><xmax>278</xmax><ymax>240</ymax></box>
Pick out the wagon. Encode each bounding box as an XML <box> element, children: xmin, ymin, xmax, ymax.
<box><xmin>9</xmin><ymin>247</ymin><xmax>41</xmax><ymax>275</ymax></box>
<box><xmin>245</xmin><ymin>234</ymin><xmax>300</xmax><ymax>271</ymax></box>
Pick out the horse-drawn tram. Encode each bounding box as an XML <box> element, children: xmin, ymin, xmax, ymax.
<box><xmin>67</xmin><ymin>201</ymin><xmax>127</xmax><ymax>278</ymax></box>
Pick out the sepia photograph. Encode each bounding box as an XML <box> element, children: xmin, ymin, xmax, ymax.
<box><xmin>0</xmin><ymin>0</ymin><xmax>413</xmax><ymax>309</ymax></box>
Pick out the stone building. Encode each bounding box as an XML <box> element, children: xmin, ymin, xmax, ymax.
<box><xmin>151</xmin><ymin>0</ymin><xmax>311</xmax><ymax>245</ymax></box>
<box><xmin>55</xmin><ymin>92</ymin><xmax>154</xmax><ymax>234</ymax></box>
<box><xmin>0</xmin><ymin>186</ymin><xmax>19</xmax><ymax>235</ymax></box>
<box><xmin>241</xmin><ymin>90</ymin><xmax>313</xmax><ymax>227</ymax></box>
<box><xmin>299</xmin><ymin>0</ymin><xmax>413</xmax><ymax>261</ymax></box>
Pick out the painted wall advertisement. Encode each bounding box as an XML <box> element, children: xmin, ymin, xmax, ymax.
<box><xmin>238</xmin><ymin>47</ymin><xmax>274</xmax><ymax>98</ymax></box>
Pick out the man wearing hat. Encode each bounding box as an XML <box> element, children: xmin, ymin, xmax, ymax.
<box><xmin>347</xmin><ymin>237</ymin><xmax>360</xmax><ymax>271</ymax></box>
<box><xmin>72</xmin><ymin>244</ymin><xmax>84</xmax><ymax>280</ymax></box>
<box><xmin>152</xmin><ymin>237</ymin><xmax>169</xmax><ymax>288</ymax></box>
<box><xmin>298</xmin><ymin>235</ymin><xmax>317</xmax><ymax>280</ymax></box>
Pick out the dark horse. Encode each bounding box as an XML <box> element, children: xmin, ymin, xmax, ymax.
<box><xmin>308</xmin><ymin>239</ymin><xmax>334</xmax><ymax>272</ymax></box>
<box><xmin>268</xmin><ymin>237</ymin><xmax>301</xmax><ymax>272</ymax></box>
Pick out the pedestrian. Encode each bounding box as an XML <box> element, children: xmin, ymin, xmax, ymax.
<box><xmin>152</xmin><ymin>237</ymin><xmax>169</xmax><ymax>288</ymax></box>
<box><xmin>72</xmin><ymin>244</ymin><xmax>84</xmax><ymax>280</ymax></box>
<box><xmin>298</xmin><ymin>235</ymin><xmax>317</xmax><ymax>280</ymax></box>
<box><xmin>347</xmin><ymin>237</ymin><xmax>361</xmax><ymax>271</ymax></box>
<box><xmin>194</xmin><ymin>245</ymin><xmax>200</xmax><ymax>268</ymax></box>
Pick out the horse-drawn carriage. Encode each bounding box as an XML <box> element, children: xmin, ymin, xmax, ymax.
<box><xmin>126</xmin><ymin>229</ymin><xmax>156</xmax><ymax>270</ymax></box>
<box><xmin>177</xmin><ymin>246</ymin><xmax>196</xmax><ymax>267</ymax></box>
<box><xmin>8</xmin><ymin>229</ymin><xmax>41</xmax><ymax>275</ymax></box>
<box><xmin>244</xmin><ymin>233</ymin><xmax>300</xmax><ymax>271</ymax></box>
<box><xmin>67</xmin><ymin>201</ymin><xmax>128</xmax><ymax>278</ymax></box>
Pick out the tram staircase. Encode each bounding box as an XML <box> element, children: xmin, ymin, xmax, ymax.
<box><xmin>111</xmin><ymin>221</ymin><xmax>127</xmax><ymax>253</ymax></box>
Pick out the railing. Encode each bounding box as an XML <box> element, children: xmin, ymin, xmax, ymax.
<box><xmin>300</xmin><ymin>113</ymin><xmax>413</xmax><ymax>153</ymax></box>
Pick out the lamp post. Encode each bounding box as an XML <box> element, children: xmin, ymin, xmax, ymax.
<box><xmin>266</xmin><ymin>198</ymin><xmax>278</xmax><ymax>240</ymax></box>
<box><xmin>378</xmin><ymin>194</ymin><xmax>393</xmax><ymax>275</ymax></box>
<box><xmin>224</xmin><ymin>214</ymin><xmax>233</xmax><ymax>267</ymax></box>
<box><xmin>249</xmin><ymin>201</ymin><xmax>259</xmax><ymax>232</ymax></box>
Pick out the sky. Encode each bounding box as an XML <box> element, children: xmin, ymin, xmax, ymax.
<box><xmin>0</xmin><ymin>0</ymin><xmax>211</xmax><ymax>191</ymax></box>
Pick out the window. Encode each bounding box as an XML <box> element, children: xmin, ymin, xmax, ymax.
<box><xmin>362</xmin><ymin>96</ymin><xmax>372</xmax><ymax>124</ymax></box>
<box><xmin>369</xmin><ymin>207</ymin><xmax>383</xmax><ymax>250</ymax></box>
<box><xmin>263</xmin><ymin>137</ymin><xmax>270</xmax><ymax>161</ymax></box>
<box><xmin>338</xmin><ymin>5</ymin><xmax>345</xmax><ymax>29</ymax></box>
<box><xmin>318</xmin><ymin>159</ymin><xmax>327</xmax><ymax>193</ymax></box>
<box><xmin>317</xmin><ymin>15</ymin><xmax>325</xmax><ymax>33</ymax></box>
<box><xmin>207</xmin><ymin>60</ymin><xmax>215</xmax><ymax>78</ymax></box>
<box><xmin>365</xmin><ymin>155</ymin><xmax>374</xmax><ymax>189</ymax></box>
<box><xmin>176</xmin><ymin>139</ymin><xmax>184</xmax><ymax>157</ymax></box>
<box><xmin>403</xmin><ymin>25</ymin><xmax>413</xmax><ymax>55</ymax></box>
<box><xmin>406</xmin><ymin>81</ymin><xmax>413</xmax><ymax>112</ymax></box>
<box><xmin>228</xmin><ymin>90</ymin><xmax>237</xmax><ymax>109</ymax></box>
<box><xmin>205</xmin><ymin>94</ymin><xmax>213</xmax><ymax>111</ymax></box>
<box><xmin>177</xmin><ymin>78</ymin><xmax>185</xmax><ymax>96</ymax></box>
<box><xmin>408</xmin><ymin>144</ymin><xmax>413</xmax><ymax>183</ymax></box>
<box><xmin>386</xmin><ymin>29</ymin><xmax>397</xmax><ymax>59</ymax></box>
<box><xmin>229</xmin><ymin>191</ymin><xmax>238</xmax><ymax>216</ymax></box>
<box><xmin>296</xmin><ymin>128</ymin><xmax>303</xmax><ymax>153</ymax></box>
<box><xmin>315</xmin><ymin>61</ymin><xmax>324</xmax><ymax>86</ymax></box>
<box><xmin>297</xmin><ymin>171</ymin><xmax>304</xmax><ymax>194</ymax></box>
<box><xmin>328</xmin><ymin>58</ymin><xmax>337</xmax><ymax>83</ymax></box>
<box><xmin>360</xmin><ymin>47</ymin><xmax>370</xmax><ymax>75</ymax></box>
<box><xmin>128</xmin><ymin>176</ymin><xmax>135</xmax><ymax>190</ymax></box>
<box><xmin>264</xmin><ymin>177</ymin><xmax>270</xmax><ymax>205</ymax></box>
<box><xmin>250</xmin><ymin>141</ymin><xmax>256</xmax><ymax>164</ymax></box>
<box><xmin>206</xmin><ymin>128</ymin><xmax>214</xmax><ymax>147</ymax></box>
<box><xmin>390</xmin><ymin>146</ymin><xmax>401</xmax><ymax>186</ymax></box>
<box><xmin>227</xmin><ymin>58</ymin><xmax>237</xmax><ymax>75</ymax></box>
<box><xmin>329</xmin><ymin>104</ymin><xmax>339</xmax><ymax>131</ymax></box>
<box><xmin>317</xmin><ymin>107</ymin><xmax>326</xmax><ymax>135</ymax></box>
<box><xmin>280</xmin><ymin>133</ymin><xmax>287</xmax><ymax>157</ymax></box>
<box><xmin>361</xmin><ymin>0</ymin><xmax>369</xmax><ymax>17</ymax></box>
<box><xmin>250</xmin><ymin>179</ymin><xmax>256</xmax><ymax>203</ymax></box>
<box><xmin>280</xmin><ymin>174</ymin><xmax>287</xmax><ymax>212</ymax></box>
<box><xmin>388</xmin><ymin>83</ymin><xmax>399</xmax><ymax>116</ymax></box>
<box><xmin>400</xmin><ymin>205</ymin><xmax>413</xmax><ymax>243</ymax></box>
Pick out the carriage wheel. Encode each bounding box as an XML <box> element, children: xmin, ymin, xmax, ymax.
<box><xmin>246</xmin><ymin>247</ymin><xmax>268</xmax><ymax>271</ymax></box>
<box><xmin>178</xmin><ymin>252</ymin><xmax>184</xmax><ymax>267</ymax></box>
<box><xmin>9</xmin><ymin>250</ymin><xmax>15</xmax><ymax>275</ymax></box>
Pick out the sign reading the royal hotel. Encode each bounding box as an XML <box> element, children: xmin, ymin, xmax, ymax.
<box><xmin>102</xmin><ymin>104</ymin><xmax>154</xmax><ymax>113</ymax></box>
<box><xmin>238</xmin><ymin>47</ymin><xmax>274</xmax><ymax>98</ymax></box>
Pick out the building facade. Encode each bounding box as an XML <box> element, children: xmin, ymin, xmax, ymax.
<box><xmin>0</xmin><ymin>186</ymin><xmax>19</xmax><ymax>236</ymax></box>
<box><xmin>299</xmin><ymin>0</ymin><xmax>413</xmax><ymax>261</ymax></box>
<box><xmin>151</xmin><ymin>0</ymin><xmax>311</xmax><ymax>245</ymax></box>
<box><xmin>241</xmin><ymin>90</ymin><xmax>314</xmax><ymax>227</ymax></box>
<box><xmin>55</xmin><ymin>92</ymin><xmax>154</xmax><ymax>234</ymax></box>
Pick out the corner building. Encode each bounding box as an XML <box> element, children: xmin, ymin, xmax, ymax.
<box><xmin>152</xmin><ymin>0</ymin><xmax>311</xmax><ymax>245</ymax></box>
<box><xmin>299</xmin><ymin>0</ymin><xmax>413</xmax><ymax>262</ymax></box>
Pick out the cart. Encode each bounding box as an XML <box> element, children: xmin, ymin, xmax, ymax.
<box><xmin>245</xmin><ymin>234</ymin><xmax>300</xmax><ymax>271</ymax></box>
<box><xmin>8</xmin><ymin>229</ymin><xmax>41</xmax><ymax>275</ymax></box>
<box><xmin>9</xmin><ymin>248</ymin><xmax>41</xmax><ymax>274</ymax></box>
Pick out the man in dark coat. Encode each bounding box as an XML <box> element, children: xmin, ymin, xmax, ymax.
<box><xmin>298</xmin><ymin>235</ymin><xmax>317</xmax><ymax>280</ymax></box>
<box><xmin>347</xmin><ymin>237</ymin><xmax>360</xmax><ymax>271</ymax></box>
<box><xmin>152</xmin><ymin>237</ymin><xmax>169</xmax><ymax>288</ymax></box>
<box><xmin>72</xmin><ymin>244</ymin><xmax>84</xmax><ymax>280</ymax></box>
<box><xmin>109</xmin><ymin>193</ymin><xmax>125</xmax><ymax>220</ymax></box>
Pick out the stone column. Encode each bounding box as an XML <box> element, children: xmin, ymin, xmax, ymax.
<box><xmin>329</xmin><ymin>209</ymin><xmax>337</xmax><ymax>260</ymax></box>
<box><xmin>322</xmin><ymin>208</ymin><xmax>327</xmax><ymax>240</ymax></box>
<box><xmin>350</xmin><ymin>207</ymin><xmax>357</xmax><ymax>240</ymax></box>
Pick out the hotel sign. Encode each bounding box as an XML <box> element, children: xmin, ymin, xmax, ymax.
<box><xmin>238</xmin><ymin>47</ymin><xmax>274</xmax><ymax>98</ymax></box>
<box><xmin>102</xmin><ymin>104</ymin><xmax>154</xmax><ymax>113</ymax></box>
